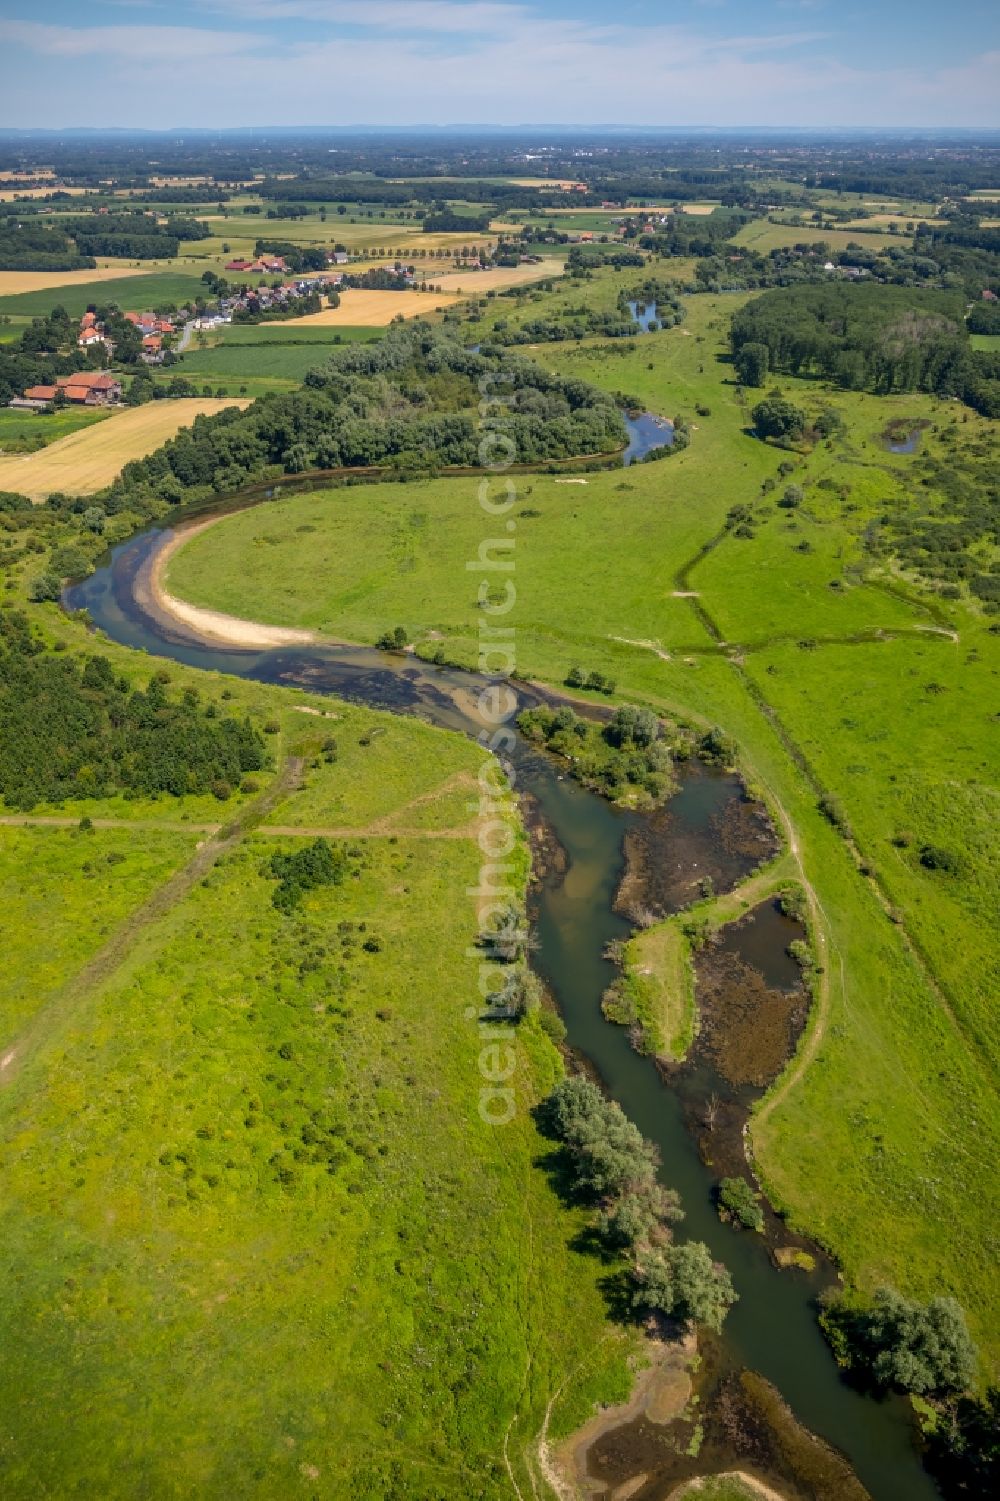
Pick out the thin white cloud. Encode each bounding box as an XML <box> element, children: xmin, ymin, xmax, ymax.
<box><xmin>208</xmin><ymin>0</ymin><xmax>530</xmax><ymax>33</ymax></box>
<box><xmin>0</xmin><ymin>6</ymin><xmax>996</xmax><ymax>127</ymax></box>
<box><xmin>0</xmin><ymin>19</ymin><xmax>266</xmax><ymax>61</ymax></box>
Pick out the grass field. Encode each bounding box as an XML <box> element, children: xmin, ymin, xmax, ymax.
<box><xmin>0</xmin><ymin>404</ymin><xmax>109</xmax><ymax>454</ymax></box>
<box><xmin>165</xmin><ymin>287</ymin><xmax>1000</xmax><ymax>1371</ymax></box>
<box><xmin>733</xmin><ymin>220</ymin><xmax>905</xmax><ymax>253</ymax></box>
<box><xmin>0</xmin><ymin>653</ymin><xmax>635</xmax><ymax>1498</ymax></box>
<box><xmin>0</xmin><ymin>824</ymin><xmax>199</xmax><ymax>1039</ymax></box>
<box><xmin>0</xmin><ymin>398</ymin><xmax>248</xmax><ymax>501</ymax></box>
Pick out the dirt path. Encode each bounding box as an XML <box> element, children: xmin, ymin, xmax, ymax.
<box><xmin>0</xmin><ymin>814</ymin><xmax>222</xmax><ymax>834</ymax></box>
<box><xmin>610</xmin><ymin>634</ymin><xmax>672</xmax><ymax>661</ymax></box>
<box><xmin>0</xmin><ymin>758</ymin><xmax>303</xmax><ymax>1088</ymax></box>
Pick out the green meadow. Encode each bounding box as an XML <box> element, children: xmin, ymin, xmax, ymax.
<box><xmin>0</xmin><ymin>656</ymin><xmax>634</xmax><ymax>1498</ymax></box>
<box><xmin>0</xmin><ymin>403</ymin><xmax>109</xmax><ymax>452</ymax></box>
<box><xmin>165</xmin><ymin>289</ymin><xmax>1000</xmax><ymax>1370</ymax></box>
<box><xmin>175</xmin><ymin>336</ymin><xmax>374</xmax><ymax>388</ymax></box>
<box><xmin>733</xmin><ymin>220</ymin><xmax>903</xmax><ymax>253</ymax></box>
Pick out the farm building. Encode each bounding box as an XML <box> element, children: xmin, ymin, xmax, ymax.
<box><xmin>16</xmin><ymin>373</ymin><xmax>122</xmax><ymax>408</ymax></box>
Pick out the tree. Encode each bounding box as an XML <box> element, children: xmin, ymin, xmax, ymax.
<box><xmin>631</xmin><ymin>1242</ymin><xmax>737</xmax><ymax>1332</ymax></box>
<box><xmin>751</xmin><ymin>395</ymin><xmax>806</xmax><ymax>442</ymax></box>
<box><xmin>605</xmin><ymin>705</ymin><xmax>660</xmax><ymax>749</ymax></box>
<box><xmin>734</xmin><ymin>340</ymin><xmax>770</xmax><ymax>387</ymax></box>
<box><xmin>669</xmin><ymin>1242</ymin><xmax>738</xmax><ymax>1331</ymax></box>
<box><xmin>599</xmin><ymin>1185</ymin><xmax>682</xmax><ymax>1249</ymax></box>
<box><xmin>863</xmin><ymin>1290</ymin><xmax>977</xmax><ymax>1396</ymax></box>
<box><xmin>28</xmin><ymin>571</ymin><xmax>61</xmax><ymax>602</ymax></box>
<box><xmin>928</xmin><ymin>1386</ymin><xmax>1000</xmax><ymax>1497</ymax></box>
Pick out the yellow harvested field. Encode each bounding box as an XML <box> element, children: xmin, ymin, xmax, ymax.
<box><xmin>680</xmin><ymin>203</ymin><xmax>720</xmax><ymax>215</ymax></box>
<box><xmin>0</xmin><ymin>399</ymin><xmax>248</xmax><ymax>503</ymax></box>
<box><xmin>273</xmin><ymin>288</ymin><xmax>460</xmax><ymax>327</ymax></box>
<box><xmin>0</xmin><ymin>186</ymin><xmax>88</xmax><ymax>202</ymax></box>
<box><xmin>507</xmin><ymin>178</ymin><xmax>586</xmax><ymax>190</ymax></box>
<box><xmin>0</xmin><ymin>266</ymin><xmax>157</xmax><ymax>297</ymax></box>
<box><xmin>424</xmin><ymin>261</ymin><xmax>565</xmax><ymax>293</ymax></box>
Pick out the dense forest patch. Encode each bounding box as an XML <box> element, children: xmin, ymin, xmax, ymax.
<box><xmin>731</xmin><ymin>283</ymin><xmax>1000</xmax><ymax>416</ymax></box>
<box><xmin>0</xmin><ymin>611</ymin><xmax>267</xmax><ymax>809</ymax></box>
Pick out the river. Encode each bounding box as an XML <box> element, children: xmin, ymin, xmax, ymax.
<box><xmin>64</xmin><ymin>485</ymin><xmax>939</xmax><ymax>1501</ymax></box>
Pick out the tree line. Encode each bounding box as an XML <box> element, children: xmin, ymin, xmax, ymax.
<box><xmin>108</xmin><ymin>322</ymin><xmax>627</xmax><ymax>504</ymax></box>
<box><xmin>541</xmin><ymin>1076</ymin><xmax>737</xmax><ymax>1332</ymax></box>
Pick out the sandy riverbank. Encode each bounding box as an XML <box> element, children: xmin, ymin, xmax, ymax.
<box><xmin>148</xmin><ymin>515</ymin><xmax>319</xmax><ymax>649</ymax></box>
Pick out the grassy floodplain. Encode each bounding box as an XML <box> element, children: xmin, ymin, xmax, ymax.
<box><xmin>0</xmin><ymin>639</ymin><xmax>635</xmax><ymax>1497</ymax></box>
<box><xmin>165</xmin><ymin>290</ymin><xmax>1000</xmax><ymax>1371</ymax></box>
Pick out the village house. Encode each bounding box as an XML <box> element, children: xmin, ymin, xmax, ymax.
<box><xmin>124</xmin><ymin>311</ymin><xmax>173</xmax><ymax>337</ymax></box>
<box><xmin>77</xmin><ymin>310</ymin><xmax>111</xmax><ymax>350</ymax></box>
<box><xmin>225</xmin><ymin>255</ymin><xmax>287</xmax><ymax>274</ymax></box>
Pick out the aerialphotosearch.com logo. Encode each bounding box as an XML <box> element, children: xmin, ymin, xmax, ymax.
<box><xmin>467</xmin><ymin>362</ymin><xmax>525</xmax><ymax>1128</ymax></box>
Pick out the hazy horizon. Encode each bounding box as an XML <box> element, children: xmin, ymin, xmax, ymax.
<box><xmin>0</xmin><ymin>1</ymin><xmax>997</xmax><ymax>132</ymax></box>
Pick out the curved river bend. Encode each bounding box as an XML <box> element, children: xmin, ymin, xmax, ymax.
<box><xmin>65</xmin><ymin>504</ymin><xmax>938</xmax><ymax>1501</ymax></box>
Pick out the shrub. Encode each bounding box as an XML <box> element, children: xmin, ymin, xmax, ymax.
<box><xmin>631</xmin><ymin>1242</ymin><xmax>737</xmax><ymax>1332</ymax></box>
<box><xmin>919</xmin><ymin>843</ymin><xmax>961</xmax><ymax>874</ymax></box>
<box><xmin>28</xmin><ymin>572</ymin><xmax>61</xmax><ymax>603</ymax></box>
<box><xmin>818</xmin><ymin>792</ymin><xmax>851</xmax><ymax>836</ymax></box>
<box><xmin>266</xmin><ymin>838</ymin><xmax>348</xmax><ymax>912</ymax></box>
<box><xmin>539</xmin><ymin>1010</ymin><xmax>566</xmax><ymax>1045</ymax></box>
<box><xmin>718</xmin><ymin>1175</ymin><xmax>765</xmax><ymax>1232</ymax></box>
<box><xmin>376</xmin><ymin>625</ymin><xmax>409</xmax><ymax>651</ymax></box>
<box><xmin>823</xmin><ymin>1289</ymin><xmax>978</xmax><ymax>1397</ymax></box>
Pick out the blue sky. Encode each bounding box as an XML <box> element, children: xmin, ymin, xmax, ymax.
<box><xmin>0</xmin><ymin>0</ymin><xmax>997</xmax><ymax>129</ymax></box>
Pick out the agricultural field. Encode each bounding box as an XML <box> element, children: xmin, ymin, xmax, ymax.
<box><xmin>210</xmin><ymin>323</ymin><xmax>382</xmax><ymax>347</ymax></box>
<box><xmin>0</xmin><ymin>271</ymin><xmax>213</xmax><ymax>319</ymax></box>
<box><xmin>0</xmin><ymin>265</ymin><xmax>160</xmax><ymax>300</ymax></box>
<box><xmin>733</xmin><ymin>220</ymin><xmax>905</xmax><ymax>253</ymax></box>
<box><xmin>164</xmin><ymin>287</ymin><xmax>1000</xmax><ymax>1368</ymax></box>
<box><xmin>167</xmin><ymin>323</ymin><xmax>383</xmax><ymax>394</ymax></box>
<box><xmin>422</xmin><ymin>260</ymin><xmax>566</xmax><ymax>293</ymax></box>
<box><xmin>0</xmin><ymin>650</ymin><xmax>634</xmax><ymax>1499</ymax></box>
<box><xmin>0</xmin><ymin>404</ymin><xmax>109</xmax><ymax>455</ymax></box>
<box><xmin>271</xmin><ymin>288</ymin><xmax>461</xmax><ymax>326</ymax></box>
<box><xmin>0</xmin><ymin>398</ymin><xmax>247</xmax><ymax>501</ymax></box>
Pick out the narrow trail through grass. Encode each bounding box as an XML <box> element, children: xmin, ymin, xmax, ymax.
<box><xmin>0</xmin><ymin>757</ymin><xmax>304</xmax><ymax>1087</ymax></box>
